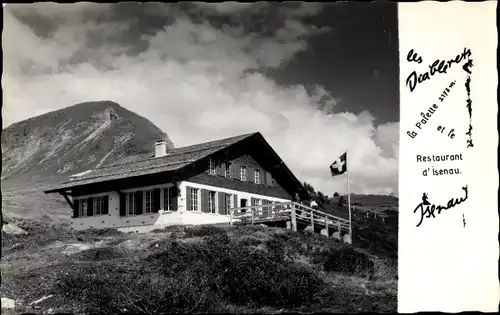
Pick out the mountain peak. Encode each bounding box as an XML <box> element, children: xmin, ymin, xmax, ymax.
<box><xmin>1</xmin><ymin>101</ymin><xmax>173</xmax><ymax>184</ymax></box>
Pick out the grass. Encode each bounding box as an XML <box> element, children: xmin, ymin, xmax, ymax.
<box><xmin>1</xmin><ymin>221</ymin><xmax>397</xmax><ymax>314</ymax></box>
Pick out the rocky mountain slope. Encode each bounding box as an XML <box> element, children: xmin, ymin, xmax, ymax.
<box><xmin>1</xmin><ymin>101</ymin><xmax>173</xmax><ymax>219</ymax></box>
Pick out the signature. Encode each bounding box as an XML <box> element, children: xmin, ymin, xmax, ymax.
<box><xmin>414</xmin><ymin>186</ymin><xmax>468</xmax><ymax>227</ymax></box>
<box><xmin>405</xmin><ymin>48</ymin><xmax>472</xmax><ymax>92</ymax></box>
<box><xmin>463</xmin><ymin>56</ymin><xmax>474</xmax><ymax>148</ymax></box>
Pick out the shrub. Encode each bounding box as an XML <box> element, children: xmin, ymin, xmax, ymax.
<box><xmin>76</xmin><ymin>227</ymin><xmax>122</xmax><ymax>237</ymax></box>
<box><xmin>70</xmin><ymin>247</ymin><xmax>124</xmax><ymax>261</ymax></box>
<box><xmin>54</xmin><ymin>230</ymin><xmax>325</xmax><ymax>313</ymax></box>
<box><xmin>278</xmin><ymin>264</ymin><xmax>325</xmax><ymax>308</ymax></box>
<box><xmin>238</xmin><ymin>236</ymin><xmax>262</xmax><ymax>247</ymax></box>
<box><xmin>371</xmin><ymin>258</ymin><xmax>398</xmax><ymax>281</ymax></box>
<box><xmin>184</xmin><ymin>225</ymin><xmax>226</xmax><ymax>238</ymax></box>
<box><xmin>56</xmin><ymin>262</ymin><xmax>218</xmax><ymax>314</ymax></box>
<box><xmin>265</xmin><ymin>232</ymin><xmax>307</xmax><ymax>261</ymax></box>
<box><xmin>319</xmin><ymin>247</ymin><xmax>375</xmax><ymax>278</ymax></box>
<box><xmin>265</xmin><ymin>236</ymin><xmax>286</xmax><ymax>261</ymax></box>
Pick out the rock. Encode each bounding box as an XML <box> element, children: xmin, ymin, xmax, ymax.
<box><xmin>332</xmin><ymin>231</ymin><xmax>341</xmax><ymax>240</ymax></box>
<box><xmin>11</xmin><ymin>243</ymin><xmax>22</xmax><ymax>250</ymax></box>
<box><xmin>2</xmin><ymin>212</ymin><xmax>14</xmax><ymax>225</ymax></box>
<box><xmin>62</xmin><ymin>243</ymin><xmax>92</xmax><ymax>255</ymax></box>
<box><xmin>2</xmin><ymin>223</ymin><xmax>28</xmax><ymax>235</ymax></box>
<box><xmin>29</xmin><ymin>294</ymin><xmax>54</xmax><ymax>306</ymax></box>
<box><xmin>304</xmin><ymin>225</ymin><xmax>314</xmax><ymax>233</ymax></box>
<box><xmin>1</xmin><ymin>297</ymin><xmax>15</xmax><ymax>309</ymax></box>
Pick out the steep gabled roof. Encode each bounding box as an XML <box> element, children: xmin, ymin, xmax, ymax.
<box><xmin>44</xmin><ymin>133</ymin><xmax>255</xmax><ymax>192</ymax></box>
<box><xmin>44</xmin><ymin>132</ymin><xmax>310</xmax><ymax>200</ymax></box>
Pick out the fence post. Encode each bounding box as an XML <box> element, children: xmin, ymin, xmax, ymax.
<box><xmin>251</xmin><ymin>208</ymin><xmax>254</xmax><ymax>225</ymax></box>
<box><xmin>325</xmin><ymin>214</ymin><xmax>328</xmax><ymax>236</ymax></box>
<box><xmin>230</xmin><ymin>208</ymin><xmax>233</xmax><ymax>226</ymax></box>
<box><xmin>310</xmin><ymin>207</ymin><xmax>314</xmax><ymax>231</ymax></box>
<box><xmin>291</xmin><ymin>203</ymin><xmax>297</xmax><ymax>232</ymax></box>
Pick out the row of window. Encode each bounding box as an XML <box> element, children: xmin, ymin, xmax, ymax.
<box><xmin>208</xmin><ymin>158</ymin><xmax>275</xmax><ymax>186</ymax></box>
<box><xmin>187</xmin><ymin>187</ymin><xmax>233</xmax><ymax>215</ymax></box>
<box><xmin>124</xmin><ymin>187</ymin><xmax>178</xmax><ymax>216</ymax></box>
<box><xmin>74</xmin><ymin>187</ymin><xmax>282</xmax><ymax>218</ymax></box>
<box><xmin>75</xmin><ymin>195</ymin><xmax>108</xmax><ymax>218</ymax></box>
<box><xmin>186</xmin><ymin>186</ymin><xmax>282</xmax><ymax>215</ymax></box>
<box><xmin>74</xmin><ymin>187</ymin><xmax>178</xmax><ymax>218</ymax></box>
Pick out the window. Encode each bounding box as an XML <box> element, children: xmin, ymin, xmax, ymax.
<box><xmin>240</xmin><ymin>166</ymin><xmax>247</xmax><ymax>181</ymax></box>
<box><xmin>254</xmin><ymin>169</ymin><xmax>260</xmax><ymax>184</ymax></box>
<box><xmin>224</xmin><ymin>193</ymin><xmax>232</xmax><ymax>215</ymax></box>
<box><xmin>208</xmin><ymin>191</ymin><xmax>216</xmax><ymax>214</ymax></box>
<box><xmin>145</xmin><ymin>190</ymin><xmax>154</xmax><ymax>214</ymax></box>
<box><xmin>271</xmin><ymin>177</ymin><xmax>276</xmax><ymax>187</ymax></box>
<box><xmin>95</xmin><ymin>196</ymin><xmax>106</xmax><ymax>215</ymax></box>
<box><xmin>209</xmin><ymin>158</ymin><xmax>217</xmax><ymax>175</ymax></box>
<box><xmin>251</xmin><ymin>198</ymin><xmax>261</xmax><ymax>206</ymax></box>
<box><xmin>190</xmin><ymin>188</ymin><xmax>199</xmax><ymax>211</ymax></box>
<box><xmin>78</xmin><ymin>199</ymin><xmax>88</xmax><ymax>217</ymax></box>
<box><xmin>225</xmin><ymin>162</ymin><xmax>232</xmax><ymax>178</ymax></box>
<box><xmin>127</xmin><ymin>192</ymin><xmax>136</xmax><ymax>216</ymax></box>
<box><xmin>164</xmin><ymin>187</ymin><xmax>174</xmax><ymax>211</ymax></box>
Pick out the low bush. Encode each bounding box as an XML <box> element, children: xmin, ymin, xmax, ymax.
<box><xmin>317</xmin><ymin>246</ymin><xmax>375</xmax><ymax>278</ymax></box>
<box><xmin>237</xmin><ymin>236</ymin><xmax>262</xmax><ymax>247</ymax></box>
<box><xmin>70</xmin><ymin>247</ymin><xmax>124</xmax><ymax>261</ymax></box>
<box><xmin>311</xmin><ymin>283</ymin><xmax>397</xmax><ymax>313</ymax></box>
<box><xmin>184</xmin><ymin>225</ymin><xmax>226</xmax><ymax>238</ymax></box>
<box><xmin>54</xmin><ymin>230</ymin><xmax>324</xmax><ymax>313</ymax></box>
<box><xmin>75</xmin><ymin>227</ymin><xmax>122</xmax><ymax>238</ymax></box>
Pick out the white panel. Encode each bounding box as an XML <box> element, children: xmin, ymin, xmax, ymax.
<box><xmin>399</xmin><ymin>2</ymin><xmax>498</xmax><ymax>312</ymax></box>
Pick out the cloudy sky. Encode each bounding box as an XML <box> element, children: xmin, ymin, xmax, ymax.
<box><xmin>2</xmin><ymin>2</ymin><xmax>399</xmax><ymax>196</ymax></box>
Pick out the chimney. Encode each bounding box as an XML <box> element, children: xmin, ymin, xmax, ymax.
<box><xmin>155</xmin><ymin>140</ymin><xmax>167</xmax><ymax>158</ymax></box>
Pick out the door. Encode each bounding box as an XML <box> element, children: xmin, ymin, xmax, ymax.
<box><xmin>240</xmin><ymin>198</ymin><xmax>247</xmax><ymax>212</ymax></box>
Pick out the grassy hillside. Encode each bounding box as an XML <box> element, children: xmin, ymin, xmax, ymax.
<box><xmin>302</xmin><ymin>182</ymin><xmax>398</xmax><ymax>260</ymax></box>
<box><xmin>1</xmin><ymin>220</ymin><xmax>397</xmax><ymax>314</ymax></box>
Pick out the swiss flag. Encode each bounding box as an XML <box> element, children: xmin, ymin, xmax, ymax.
<box><xmin>329</xmin><ymin>152</ymin><xmax>347</xmax><ymax>176</ymax></box>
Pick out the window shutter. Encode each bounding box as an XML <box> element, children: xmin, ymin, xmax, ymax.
<box><xmin>218</xmin><ymin>192</ymin><xmax>225</xmax><ymax>215</ymax></box>
<box><xmin>87</xmin><ymin>197</ymin><xmax>94</xmax><ymax>217</ymax></box>
<box><xmin>201</xmin><ymin>189</ymin><xmax>209</xmax><ymax>213</ymax></box>
<box><xmin>119</xmin><ymin>193</ymin><xmax>126</xmax><ymax>216</ymax></box>
<box><xmin>171</xmin><ymin>187</ymin><xmax>179</xmax><ymax>211</ymax></box>
<box><xmin>103</xmin><ymin>195</ymin><xmax>109</xmax><ymax>215</ymax></box>
<box><xmin>233</xmin><ymin>194</ymin><xmax>238</xmax><ymax>210</ymax></box>
<box><xmin>135</xmin><ymin>191</ymin><xmax>143</xmax><ymax>215</ymax></box>
<box><xmin>262</xmin><ymin>200</ymin><xmax>269</xmax><ymax>216</ymax></box>
<box><xmin>217</xmin><ymin>161</ymin><xmax>225</xmax><ymax>176</ymax></box>
<box><xmin>232</xmin><ymin>163</ymin><xmax>240</xmax><ymax>180</ymax></box>
<box><xmin>153</xmin><ymin>188</ymin><xmax>161</xmax><ymax>212</ymax></box>
<box><xmin>266</xmin><ymin>172</ymin><xmax>273</xmax><ymax>186</ymax></box>
<box><xmin>186</xmin><ymin>187</ymin><xmax>192</xmax><ymax>211</ymax></box>
<box><xmin>247</xmin><ymin>166</ymin><xmax>253</xmax><ymax>182</ymax></box>
<box><xmin>73</xmin><ymin>199</ymin><xmax>80</xmax><ymax>218</ymax></box>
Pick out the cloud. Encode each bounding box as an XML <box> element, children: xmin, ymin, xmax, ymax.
<box><xmin>2</xmin><ymin>3</ymin><xmax>399</xmax><ymax>196</ymax></box>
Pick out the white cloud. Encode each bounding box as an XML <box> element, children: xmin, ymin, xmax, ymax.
<box><xmin>2</xmin><ymin>3</ymin><xmax>399</xmax><ymax>196</ymax></box>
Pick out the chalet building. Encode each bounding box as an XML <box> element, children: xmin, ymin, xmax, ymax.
<box><xmin>44</xmin><ymin>132</ymin><xmax>310</xmax><ymax>233</ymax></box>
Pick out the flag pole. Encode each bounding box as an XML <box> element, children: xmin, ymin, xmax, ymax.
<box><xmin>346</xmin><ymin>150</ymin><xmax>352</xmax><ymax>244</ymax></box>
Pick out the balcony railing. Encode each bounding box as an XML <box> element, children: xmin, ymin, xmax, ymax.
<box><xmin>229</xmin><ymin>201</ymin><xmax>350</xmax><ymax>233</ymax></box>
